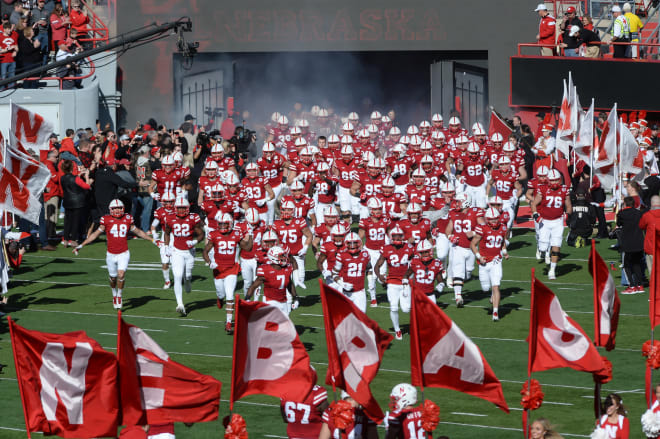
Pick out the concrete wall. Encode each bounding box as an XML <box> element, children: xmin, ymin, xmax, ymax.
<box><xmin>118</xmin><ymin>0</ymin><xmax>538</xmax><ymax>125</ymax></box>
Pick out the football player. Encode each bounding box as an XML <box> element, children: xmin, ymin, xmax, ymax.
<box><xmin>200</xmin><ymin>183</ymin><xmax>232</xmax><ymax>239</ymax></box>
<box><xmin>282</xmin><ymin>180</ymin><xmax>317</xmax><ymax>227</ymax></box>
<box><xmin>526</xmin><ymin>165</ymin><xmax>549</xmax><ymax>261</ymax></box>
<box><xmin>150</xmin><ymin>191</ymin><xmax>176</xmax><ymax>289</ymax></box>
<box><xmin>385</xmin><ymin>383</ymin><xmax>424</xmax><ymax>439</ymax></box>
<box><xmin>236</xmin><ymin>207</ymin><xmax>266</xmax><ymax>298</ymax></box>
<box><xmin>197</xmin><ymin>160</ymin><xmax>220</xmax><ymax>203</ymax></box>
<box><xmin>257</xmin><ymin>141</ymin><xmax>289</xmax><ymax>224</ymax></box>
<box><xmin>398</xmin><ymin>202</ymin><xmax>431</xmax><ymax>245</ymax></box>
<box><xmin>457</xmin><ymin>142</ymin><xmax>487</xmax><ymax>208</ymax></box>
<box><xmin>75</xmin><ymin>199</ymin><xmax>154</xmax><ymax>309</ymax></box>
<box><xmin>405</xmin><ymin>239</ymin><xmax>444</xmax><ymax>304</ymax></box>
<box><xmin>280</xmin><ymin>372</ymin><xmax>328</xmax><ymax>439</ymax></box>
<box><xmin>332</xmin><ymin>144</ymin><xmax>359</xmax><ymax>222</ymax></box>
<box><xmin>246</xmin><ymin>246</ymin><xmax>301</xmax><ymax>316</ymax></box>
<box><xmin>332</xmin><ymin>232</ymin><xmax>371</xmax><ymax>312</ymax></box>
<box><xmin>487</xmin><ymin>156</ymin><xmax>522</xmax><ymax>229</ymax></box>
<box><xmin>273</xmin><ymin>200</ymin><xmax>313</xmax><ymax>289</ymax></box>
<box><xmin>311</xmin><ymin>162</ymin><xmax>338</xmax><ymax>224</ymax></box>
<box><xmin>150</xmin><ymin>154</ymin><xmax>189</xmax><ymax>201</ymax></box>
<box><xmin>351</xmin><ymin>158</ymin><xmax>384</xmax><ymax>220</ymax></box>
<box><xmin>531</xmin><ymin>169</ymin><xmax>572</xmax><ymax>280</ymax></box>
<box><xmin>471</xmin><ymin>208</ymin><xmax>509</xmax><ymax>321</ymax></box>
<box><xmin>224</xmin><ymin>173</ymin><xmax>249</xmax><ymax>220</ymax></box>
<box><xmin>386</xmin><ymin>144</ymin><xmax>414</xmax><ymax>194</ymax></box>
<box><xmin>312</xmin><ymin>205</ymin><xmax>350</xmax><ymax>253</ymax></box>
<box><xmin>243</xmin><ymin>162</ymin><xmax>275</xmax><ymax>223</ymax></box>
<box><xmin>377</xmin><ymin>176</ymin><xmax>406</xmax><ymax>222</ymax></box>
<box><xmin>318</xmin><ymin>224</ymin><xmax>347</xmax><ymax>290</ymax></box>
<box><xmin>163</xmin><ymin>197</ymin><xmax>204</xmax><ymax>316</ymax></box>
<box><xmin>375</xmin><ymin>226</ymin><xmax>414</xmax><ymax>340</ymax></box>
<box><xmin>287</xmin><ymin>146</ymin><xmax>317</xmax><ymax>192</ymax></box>
<box><xmin>203</xmin><ymin>212</ymin><xmax>253</xmax><ymax>333</ymax></box>
<box><xmin>358</xmin><ymin>197</ymin><xmax>392</xmax><ymax>307</ymax></box>
<box><xmin>207</xmin><ymin>143</ymin><xmax>237</xmax><ymax>175</ymax></box>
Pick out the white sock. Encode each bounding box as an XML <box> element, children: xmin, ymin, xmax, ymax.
<box><xmin>390</xmin><ymin>309</ymin><xmax>400</xmax><ymax>332</ymax></box>
<box><xmin>454</xmin><ymin>285</ymin><xmax>462</xmax><ymax>297</ymax></box>
<box><xmin>550</xmin><ymin>262</ymin><xmax>557</xmax><ymax>270</ymax></box>
<box><xmin>174</xmin><ymin>280</ymin><xmax>183</xmax><ymax>306</ymax></box>
<box><xmin>493</xmin><ymin>307</ymin><xmax>498</xmax><ymax>314</ymax></box>
<box><xmin>367</xmin><ymin>274</ymin><xmax>376</xmax><ymax>300</ymax></box>
<box><xmin>112</xmin><ymin>288</ymin><xmax>117</xmax><ymax>298</ymax></box>
<box><xmin>117</xmin><ymin>289</ymin><xmax>122</xmax><ymax>298</ymax></box>
<box><xmin>162</xmin><ymin>269</ymin><xmax>170</xmax><ymax>282</ymax></box>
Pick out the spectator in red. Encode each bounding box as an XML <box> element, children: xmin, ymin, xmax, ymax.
<box><xmin>42</xmin><ymin>148</ymin><xmax>61</xmax><ymax>250</ymax></box>
<box><xmin>102</xmin><ymin>131</ymin><xmax>119</xmax><ymax>162</ymax></box>
<box><xmin>639</xmin><ymin>195</ymin><xmax>660</xmax><ymax>270</ymax></box>
<box><xmin>582</xmin><ymin>14</ymin><xmax>594</xmax><ymax>30</ymax></box>
<box><xmin>535</xmin><ymin>3</ymin><xmax>556</xmax><ymax>56</ymax></box>
<box><xmin>49</xmin><ymin>2</ymin><xmax>70</xmax><ymax>50</ymax></box>
<box><xmin>69</xmin><ymin>1</ymin><xmax>90</xmax><ymax>50</ymax></box>
<box><xmin>0</xmin><ymin>22</ymin><xmax>18</xmax><ymax>86</ymax></box>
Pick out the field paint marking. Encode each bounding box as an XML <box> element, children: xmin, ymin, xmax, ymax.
<box><xmin>301</xmin><ymin>313</ymin><xmax>324</xmax><ymax>317</ymax></box>
<box><xmin>450</xmin><ymin>412</ymin><xmax>488</xmax><ymax>417</ymax></box>
<box><xmin>180</xmin><ymin>324</ymin><xmax>209</xmax><ymax>328</ymax></box>
<box><xmin>11</xmin><ymin>278</ymin><xmax>212</xmax><ymax>295</ymax></box>
<box><xmin>543</xmin><ymin>401</ymin><xmax>574</xmax><ymax>406</ymax></box>
<box><xmin>99</xmin><ymin>332</ymin><xmax>117</xmax><ymax>336</ymax></box>
<box><xmin>0</xmin><ymin>426</ymin><xmax>30</xmax><ymax>432</ymax></box>
<box><xmin>0</xmin><ymin>377</ymin><xmax>17</xmax><ymax>381</ymax></box>
<box><xmin>143</xmin><ymin>328</ymin><xmax>167</xmax><ymax>333</ymax></box>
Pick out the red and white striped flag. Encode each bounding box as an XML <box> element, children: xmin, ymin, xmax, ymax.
<box><xmin>574</xmin><ymin>99</ymin><xmax>594</xmax><ymax>162</ymax></box>
<box><xmin>594</xmin><ymin>103</ymin><xmax>618</xmax><ymax>169</ymax></box>
<box><xmin>589</xmin><ymin>242</ymin><xmax>620</xmax><ymax>351</ymax></box>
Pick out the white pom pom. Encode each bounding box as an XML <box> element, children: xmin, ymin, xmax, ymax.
<box><xmin>590</xmin><ymin>427</ymin><xmax>608</xmax><ymax>439</ymax></box>
<box><xmin>642</xmin><ymin>409</ymin><xmax>660</xmax><ymax>437</ymax></box>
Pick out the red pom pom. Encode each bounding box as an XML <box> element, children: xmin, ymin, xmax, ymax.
<box><xmin>593</xmin><ymin>356</ymin><xmax>613</xmax><ymax>384</ymax></box>
<box><xmin>520</xmin><ymin>379</ymin><xmax>544</xmax><ymax>410</ymax></box>
<box><xmin>420</xmin><ymin>399</ymin><xmax>441</xmax><ymax>432</ymax></box>
<box><xmin>642</xmin><ymin>340</ymin><xmax>660</xmax><ymax>369</ymax></box>
<box><xmin>330</xmin><ymin>400</ymin><xmax>354</xmax><ymax>430</ymax></box>
<box><xmin>224</xmin><ymin>413</ymin><xmax>248</xmax><ymax>439</ymax></box>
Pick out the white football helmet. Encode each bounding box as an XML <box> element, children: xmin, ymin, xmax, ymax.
<box><xmin>431</xmin><ymin>113</ymin><xmax>443</xmax><ymax>122</ymax></box>
<box><xmin>109</xmin><ymin>199</ymin><xmax>124</xmax><ymax>218</ymax></box>
<box><xmin>267</xmin><ymin>245</ymin><xmax>288</xmax><ymax>265</ymax></box>
<box><xmin>491</xmin><ymin>132</ymin><xmax>504</xmax><ymax>143</ymax></box>
<box><xmin>215</xmin><ymin>212</ymin><xmax>234</xmax><ymax>232</ymax></box>
<box><xmin>390</xmin><ymin>383</ymin><xmax>417</xmax><ymax>411</ymax></box>
<box><xmin>245</xmin><ymin>207</ymin><xmax>260</xmax><ymax>225</ymax></box>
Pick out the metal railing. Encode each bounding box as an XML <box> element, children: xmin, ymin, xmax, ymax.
<box><xmin>517</xmin><ymin>41</ymin><xmax>660</xmax><ymax>59</ymax></box>
<box><xmin>67</xmin><ymin>0</ymin><xmax>109</xmax><ymax>48</ymax></box>
<box><xmin>10</xmin><ymin>59</ymin><xmax>96</xmax><ymax>90</ymax></box>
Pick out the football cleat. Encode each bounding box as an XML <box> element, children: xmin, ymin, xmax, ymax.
<box><xmin>184</xmin><ymin>278</ymin><xmax>192</xmax><ymax>293</ymax></box>
<box><xmin>370</xmin><ymin>299</ymin><xmax>377</xmax><ymax>308</ymax></box>
<box><xmin>545</xmin><ymin>253</ymin><xmax>551</xmax><ymax>265</ymax></box>
<box><xmin>492</xmin><ymin>312</ymin><xmax>499</xmax><ymax>322</ymax></box>
<box><xmin>548</xmin><ymin>268</ymin><xmax>556</xmax><ymax>280</ymax></box>
<box><xmin>116</xmin><ymin>295</ymin><xmax>122</xmax><ymax>309</ymax></box>
<box><xmin>217</xmin><ymin>298</ymin><xmax>225</xmax><ymax>309</ymax></box>
<box><xmin>225</xmin><ymin>322</ymin><xmax>234</xmax><ymax>335</ymax></box>
<box><xmin>163</xmin><ymin>280</ymin><xmax>171</xmax><ymax>290</ymax></box>
<box><xmin>395</xmin><ymin>330</ymin><xmax>403</xmax><ymax>340</ymax></box>
<box><xmin>455</xmin><ymin>295</ymin><xmax>464</xmax><ymax>308</ymax></box>
<box><xmin>176</xmin><ymin>305</ymin><xmax>187</xmax><ymax>316</ymax></box>
<box><xmin>112</xmin><ymin>296</ymin><xmax>118</xmax><ymax>309</ymax></box>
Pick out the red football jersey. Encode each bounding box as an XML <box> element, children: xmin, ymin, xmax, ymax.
<box><xmin>537</xmin><ymin>185</ymin><xmax>569</xmax><ymax>220</ymax></box>
<box><xmin>257</xmin><ymin>263</ymin><xmax>293</xmax><ymax>302</ymax></box>
<box><xmin>490</xmin><ymin>169</ymin><xmax>519</xmax><ymax>199</ymax></box>
<box><xmin>387</xmin><ymin>155</ymin><xmax>414</xmax><ymax>186</ymax></box>
<box><xmin>405</xmin><ymin>185</ymin><xmax>437</xmax><ymax>210</ymax></box>
<box><xmin>357</xmin><ymin>174</ymin><xmax>383</xmax><ymax>205</ymax></box>
<box><xmin>377</xmin><ymin>193</ymin><xmax>405</xmax><ymax>218</ymax></box>
<box><xmin>461</xmin><ymin>155</ymin><xmax>486</xmax><ymax>187</ymax></box>
<box><xmin>380</xmin><ymin>243</ymin><xmax>414</xmax><ymax>284</ymax></box>
<box><xmin>282</xmin><ymin>195</ymin><xmax>315</xmax><ymax>219</ymax></box>
<box><xmin>207</xmin><ymin>156</ymin><xmax>235</xmax><ymax>172</ymax></box>
<box><xmin>208</xmin><ymin>229</ymin><xmax>244</xmax><ymax>274</ymax></box>
<box><xmin>387</xmin><ymin>407</ymin><xmax>425</xmax><ymax>439</ymax></box>
<box><xmin>152</xmin><ymin>206</ymin><xmax>173</xmax><ymax>240</ymax></box>
<box><xmin>423</xmin><ymin>167</ymin><xmax>444</xmax><ymax>189</ymax></box>
<box><xmin>409</xmin><ymin>256</ymin><xmax>443</xmax><ymax>295</ymax></box>
<box><xmin>449</xmin><ymin>209</ymin><xmax>481</xmax><ymax>249</ymax></box>
<box><xmin>359</xmin><ymin>216</ymin><xmax>391</xmax><ymax>250</ymax></box>
<box><xmin>289</xmin><ymin>161</ymin><xmax>317</xmax><ymax>192</ymax></box>
<box><xmin>398</xmin><ymin>218</ymin><xmax>432</xmax><ymax>244</ymax></box>
<box><xmin>281</xmin><ymin>385</ymin><xmax>328</xmax><ymax>439</ymax></box>
<box><xmin>242</xmin><ymin>177</ymin><xmax>269</xmax><ymax>214</ymax></box>
<box><xmin>527</xmin><ymin>177</ymin><xmax>546</xmax><ymax>194</ymax></box>
<box><xmin>100</xmin><ymin>214</ymin><xmax>134</xmax><ymax>254</ymax></box>
<box><xmin>434</xmin><ymin>146</ymin><xmax>452</xmax><ymax>169</ymax></box>
<box><xmin>225</xmin><ymin>189</ymin><xmax>248</xmax><ymax>219</ymax></box>
<box><xmin>167</xmin><ymin>213</ymin><xmax>201</xmax><ymax>251</ymax></box>
<box><xmin>334</xmin><ymin>159</ymin><xmax>359</xmax><ymax>189</ymax></box>
<box><xmin>198</xmin><ymin>175</ymin><xmax>220</xmax><ymax>201</ymax></box>
<box><xmin>152</xmin><ymin>167</ymin><xmax>188</xmax><ymax>195</ymax></box>
<box><xmin>320</xmin><ymin>241</ymin><xmax>344</xmax><ymax>274</ymax></box>
<box><xmin>201</xmin><ymin>200</ymin><xmax>232</xmax><ymax>231</ymax></box>
<box><xmin>486</xmin><ymin>145</ymin><xmax>502</xmax><ymax>165</ymax></box>
<box><xmin>432</xmin><ymin>214</ymin><xmax>451</xmax><ymax>237</ymax></box>
<box><xmin>273</xmin><ymin>218</ymin><xmax>308</xmax><ymax>254</ymax></box>
<box><xmin>334</xmin><ymin>249</ymin><xmax>370</xmax><ymax>291</ymax></box>
<box><xmin>312</xmin><ymin>175</ymin><xmax>338</xmax><ymax>205</ymax></box>
<box><xmin>315</xmin><ymin>220</ymin><xmax>350</xmax><ymax>244</ymax></box>
<box><xmin>257</xmin><ymin>152</ymin><xmax>286</xmax><ymax>188</ymax></box>
<box><xmin>475</xmin><ymin>224</ymin><xmax>507</xmax><ymax>262</ymax></box>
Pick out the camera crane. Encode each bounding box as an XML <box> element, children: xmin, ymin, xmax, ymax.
<box><xmin>0</xmin><ymin>17</ymin><xmax>197</xmax><ymax>89</ymax></box>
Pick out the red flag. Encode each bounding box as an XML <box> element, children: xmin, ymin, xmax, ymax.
<box><xmin>0</xmin><ymin>161</ymin><xmax>43</xmax><ymax>224</ymax></box>
<box><xmin>230</xmin><ymin>298</ymin><xmax>315</xmax><ymax>410</ymax></box>
<box><xmin>555</xmin><ymin>79</ymin><xmax>572</xmax><ymax>158</ymax></box>
<box><xmin>8</xmin><ymin>317</ymin><xmax>119</xmax><ymax>438</ymax></box>
<box><xmin>488</xmin><ymin>109</ymin><xmax>513</xmax><ymax>140</ymax></box>
<box><xmin>117</xmin><ymin>314</ymin><xmax>221</xmax><ymax>425</ymax></box>
<box><xmin>320</xmin><ymin>281</ymin><xmax>392</xmax><ymax>422</ymax></box>
<box><xmin>553</xmin><ymin>158</ymin><xmax>571</xmax><ymax>188</ymax></box>
<box><xmin>650</xmin><ymin>227</ymin><xmax>660</xmax><ymax>329</ymax></box>
<box><xmin>529</xmin><ymin>277</ymin><xmax>608</xmax><ymax>374</ymax></box>
<box><xmin>4</xmin><ymin>133</ymin><xmax>52</xmax><ymax>198</ymax></box>
<box><xmin>10</xmin><ymin>102</ymin><xmax>55</xmax><ymax>151</ymax></box>
<box><xmin>595</xmin><ymin>104</ymin><xmax>618</xmax><ymax>169</ymax></box>
<box><xmin>410</xmin><ymin>287</ymin><xmax>509</xmax><ymax>412</ymax></box>
<box><xmin>589</xmin><ymin>242</ymin><xmax>621</xmax><ymax>351</ymax></box>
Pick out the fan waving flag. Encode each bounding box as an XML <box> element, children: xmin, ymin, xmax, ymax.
<box><xmin>488</xmin><ymin>108</ymin><xmax>512</xmax><ymax>140</ymax></box>
<box><xmin>8</xmin><ymin>317</ymin><xmax>119</xmax><ymax>438</ymax></box>
<box><xmin>230</xmin><ymin>298</ymin><xmax>316</xmax><ymax>410</ymax></box>
<box><xmin>10</xmin><ymin>102</ymin><xmax>55</xmax><ymax>151</ymax></box>
<box><xmin>117</xmin><ymin>314</ymin><xmax>221</xmax><ymax>425</ymax></box>
<box><xmin>320</xmin><ymin>281</ymin><xmax>393</xmax><ymax>422</ymax></box>
<box><xmin>589</xmin><ymin>242</ymin><xmax>621</xmax><ymax>351</ymax></box>
<box><xmin>409</xmin><ymin>287</ymin><xmax>509</xmax><ymax>412</ymax></box>
<box><xmin>529</xmin><ymin>276</ymin><xmax>608</xmax><ymax>374</ymax></box>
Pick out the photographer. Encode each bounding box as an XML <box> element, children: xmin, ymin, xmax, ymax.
<box><xmin>55</xmin><ymin>41</ymin><xmax>82</xmax><ymax>89</ymax></box>
<box><xmin>192</xmin><ymin>131</ymin><xmax>212</xmax><ymax>177</ymax></box>
<box><xmin>229</xmin><ymin>125</ymin><xmax>256</xmax><ymax>174</ymax></box>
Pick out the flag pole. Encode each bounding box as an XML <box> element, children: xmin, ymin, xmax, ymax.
<box><xmin>524</xmin><ymin>268</ymin><xmax>536</xmax><ymax>439</ymax></box>
<box><xmin>589</xmin><ymin>98</ymin><xmax>594</xmax><ymax>188</ymax></box>
<box><xmin>591</xmin><ymin>241</ymin><xmax>602</xmax><ymax>420</ymax></box>
<box><xmin>229</xmin><ymin>294</ymin><xmax>240</xmax><ymax>413</ymax></box>
<box><xmin>650</xmin><ymin>230</ymin><xmax>657</xmax><ymax>408</ymax></box>
<box><xmin>318</xmin><ymin>280</ymin><xmax>338</xmax><ymax>400</ymax></box>
<box><xmin>410</xmin><ymin>286</ymin><xmax>425</xmax><ymax>401</ymax></box>
<box><xmin>7</xmin><ymin>317</ymin><xmax>32</xmax><ymax>439</ymax></box>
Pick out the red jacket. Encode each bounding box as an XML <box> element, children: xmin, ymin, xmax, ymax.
<box><xmin>50</xmin><ymin>13</ymin><xmax>69</xmax><ymax>42</ymax></box>
<box><xmin>70</xmin><ymin>9</ymin><xmax>89</xmax><ymax>34</ymax></box>
<box><xmin>539</xmin><ymin>15</ymin><xmax>557</xmax><ymax>45</ymax></box>
<box><xmin>43</xmin><ymin>159</ymin><xmax>62</xmax><ymax>201</ymax></box>
<box><xmin>639</xmin><ymin>209</ymin><xmax>660</xmax><ymax>255</ymax></box>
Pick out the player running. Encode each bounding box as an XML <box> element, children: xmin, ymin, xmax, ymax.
<box><xmin>375</xmin><ymin>225</ymin><xmax>414</xmax><ymax>340</ymax></box>
<box><xmin>358</xmin><ymin>197</ymin><xmax>392</xmax><ymax>307</ymax></box>
<box><xmin>163</xmin><ymin>197</ymin><xmax>204</xmax><ymax>316</ymax></box>
<box><xmin>471</xmin><ymin>208</ymin><xmax>509</xmax><ymax>321</ymax></box>
<box><xmin>246</xmin><ymin>246</ymin><xmax>301</xmax><ymax>316</ymax></box>
<box><xmin>331</xmin><ymin>232</ymin><xmax>371</xmax><ymax>312</ymax></box>
<box><xmin>74</xmin><ymin>199</ymin><xmax>154</xmax><ymax>309</ymax></box>
<box><xmin>150</xmin><ymin>191</ymin><xmax>176</xmax><ymax>289</ymax></box>
<box><xmin>273</xmin><ymin>200</ymin><xmax>313</xmax><ymax>290</ymax></box>
<box><xmin>405</xmin><ymin>239</ymin><xmax>444</xmax><ymax>304</ymax></box>
<box><xmin>280</xmin><ymin>374</ymin><xmax>328</xmax><ymax>439</ymax></box>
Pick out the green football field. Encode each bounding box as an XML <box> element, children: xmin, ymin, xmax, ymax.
<box><xmin>0</xmin><ymin>228</ymin><xmax>653</xmax><ymax>438</ymax></box>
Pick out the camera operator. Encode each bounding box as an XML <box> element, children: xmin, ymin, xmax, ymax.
<box><xmin>229</xmin><ymin>125</ymin><xmax>256</xmax><ymax>174</ymax></box>
<box><xmin>55</xmin><ymin>41</ymin><xmax>82</xmax><ymax>89</ymax></box>
<box><xmin>192</xmin><ymin>130</ymin><xmax>212</xmax><ymax>176</ymax></box>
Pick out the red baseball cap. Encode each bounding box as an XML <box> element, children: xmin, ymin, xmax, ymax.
<box><xmin>566</xmin><ymin>6</ymin><xmax>576</xmax><ymax>13</ymax></box>
<box><xmin>150</xmin><ymin>146</ymin><xmax>160</xmax><ymax>156</ymax></box>
<box><xmin>542</xmin><ymin>124</ymin><xmax>554</xmax><ymax>132</ymax></box>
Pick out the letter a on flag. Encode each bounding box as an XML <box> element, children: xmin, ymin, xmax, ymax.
<box><xmin>589</xmin><ymin>242</ymin><xmax>620</xmax><ymax>351</ymax></box>
<box><xmin>8</xmin><ymin>317</ymin><xmax>119</xmax><ymax>438</ymax></box>
<box><xmin>117</xmin><ymin>313</ymin><xmax>221</xmax><ymax>426</ymax></box>
<box><xmin>230</xmin><ymin>298</ymin><xmax>316</xmax><ymax>410</ymax></box>
<box><xmin>320</xmin><ymin>281</ymin><xmax>393</xmax><ymax>422</ymax></box>
<box><xmin>409</xmin><ymin>287</ymin><xmax>509</xmax><ymax>412</ymax></box>
<box><xmin>529</xmin><ymin>275</ymin><xmax>607</xmax><ymax>374</ymax></box>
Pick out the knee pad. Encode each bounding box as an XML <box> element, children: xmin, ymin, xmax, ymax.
<box><xmin>109</xmin><ymin>277</ymin><xmax>117</xmax><ymax>283</ymax></box>
<box><xmin>452</xmin><ymin>278</ymin><xmax>464</xmax><ymax>286</ymax></box>
<box><xmin>551</xmin><ymin>251</ymin><xmax>561</xmax><ymax>257</ymax></box>
<box><xmin>118</xmin><ymin>276</ymin><xmax>125</xmax><ymax>283</ymax></box>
